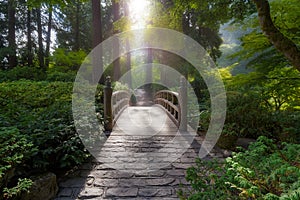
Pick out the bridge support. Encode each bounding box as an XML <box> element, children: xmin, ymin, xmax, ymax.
<box><xmin>179</xmin><ymin>76</ymin><xmax>187</xmax><ymax>131</ymax></box>
<box><xmin>104</xmin><ymin>76</ymin><xmax>113</xmax><ymax>133</ymax></box>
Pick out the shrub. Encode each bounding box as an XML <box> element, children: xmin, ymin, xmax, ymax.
<box><xmin>51</xmin><ymin>48</ymin><xmax>87</xmax><ymax>71</ymax></box>
<box><xmin>178</xmin><ymin>159</ymin><xmax>237</xmax><ymax>200</ymax></box>
<box><xmin>271</xmin><ymin>111</ymin><xmax>300</xmax><ymax>143</ymax></box>
<box><xmin>0</xmin><ymin>66</ymin><xmax>45</xmax><ymax>82</ymax></box>
<box><xmin>113</xmin><ymin>81</ymin><xmax>129</xmax><ymax>91</ymax></box>
<box><xmin>199</xmin><ymin>89</ymin><xmax>300</xmax><ymax>141</ymax></box>
<box><xmin>0</xmin><ymin>80</ymin><xmax>103</xmax><ymax>171</ymax></box>
<box><xmin>0</xmin><ymin>127</ymin><xmax>36</xmax><ymax>200</ymax></box>
<box><xmin>3</xmin><ymin>178</ymin><xmax>33</xmax><ymax>200</ymax></box>
<box><xmin>46</xmin><ymin>70</ymin><xmax>76</xmax><ymax>82</ymax></box>
<box><xmin>179</xmin><ymin>136</ymin><xmax>300</xmax><ymax>199</ymax></box>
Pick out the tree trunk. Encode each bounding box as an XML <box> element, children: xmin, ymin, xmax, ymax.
<box><xmin>146</xmin><ymin>48</ymin><xmax>153</xmax><ymax>83</ymax></box>
<box><xmin>146</xmin><ymin>48</ymin><xmax>153</xmax><ymax>99</ymax></box>
<box><xmin>92</xmin><ymin>0</ymin><xmax>103</xmax><ymax>83</ymax></box>
<box><xmin>124</xmin><ymin>1</ymin><xmax>131</xmax><ymax>88</ymax></box>
<box><xmin>45</xmin><ymin>5</ymin><xmax>53</xmax><ymax>68</ymax></box>
<box><xmin>74</xmin><ymin>1</ymin><xmax>80</xmax><ymax>51</ymax></box>
<box><xmin>8</xmin><ymin>0</ymin><xmax>17</xmax><ymax>69</ymax></box>
<box><xmin>252</xmin><ymin>0</ymin><xmax>300</xmax><ymax>72</ymax></box>
<box><xmin>92</xmin><ymin>0</ymin><xmax>102</xmax><ymax>48</ymax></box>
<box><xmin>27</xmin><ymin>6</ymin><xmax>33</xmax><ymax>67</ymax></box>
<box><xmin>112</xmin><ymin>0</ymin><xmax>121</xmax><ymax>81</ymax></box>
<box><xmin>125</xmin><ymin>39</ymin><xmax>132</xmax><ymax>88</ymax></box>
<box><xmin>160</xmin><ymin>66</ymin><xmax>166</xmax><ymax>85</ymax></box>
<box><xmin>36</xmin><ymin>8</ymin><xmax>45</xmax><ymax>70</ymax></box>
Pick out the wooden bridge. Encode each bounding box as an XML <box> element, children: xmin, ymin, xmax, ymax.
<box><xmin>103</xmin><ymin>76</ymin><xmax>188</xmax><ymax>134</ymax></box>
<box><xmin>55</xmin><ymin>76</ymin><xmax>226</xmax><ymax>200</ymax></box>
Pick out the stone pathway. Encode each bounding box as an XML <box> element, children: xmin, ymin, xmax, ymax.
<box><xmin>55</xmin><ymin>106</ymin><xmax>226</xmax><ymax>200</ymax></box>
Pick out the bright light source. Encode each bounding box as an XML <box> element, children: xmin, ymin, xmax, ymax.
<box><xmin>128</xmin><ymin>0</ymin><xmax>150</xmax><ymax>29</ymax></box>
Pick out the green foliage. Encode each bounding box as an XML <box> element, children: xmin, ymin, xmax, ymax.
<box><xmin>51</xmin><ymin>48</ymin><xmax>87</xmax><ymax>71</ymax></box>
<box><xmin>152</xmin><ymin>0</ymin><xmax>232</xmax><ymax>61</ymax></box>
<box><xmin>129</xmin><ymin>94</ymin><xmax>137</xmax><ymax>106</ymax></box>
<box><xmin>180</xmin><ymin>137</ymin><xmax>300</xmax><ymax>199</ymax></box>
<box><xmin>224</xmin><ymin>90</ymin><xmax>271</xmax><ymax>138</ymax></box>
<box><xmin>0</xmin><ymin>80</ymin><xmax>97</xmax><ymax>170</ymax></box>
<box><xmin>221</xmin><ymin>0</ymin><xmax>300</xmax><ymax>142</ymax></box>
<box><xmin>0</xmin><ymin>81</ymin><xmax>71</xmax><ymax>111</ymax></box>
<box><xmin>211</xmin><ymin>64</ymin><xmax>300</xmax><ymax>140</ymax></box>
<box><xmin>0</xmin><ymin>66</ymin><xmax>46</xmax><ymax>82</ymax></box>
<box><xmin>0</xmin><ymin>127</ymin><xmax>36</xmax><ymax>200</ymax></box>
<box><xmin>231</xmin><ymin>0</ymin><xmax>300</xmax><ymax>72</ymax></box>
<box><xmin>270</xmin><ymin>0</ymin><xmax>300</xmax><ymax>44</ymax></box>
<box><xmin>222</xmin><ymin>89</ymin><xmax>300</xmax><ymax>140</ymax></box>
<box><xmin>226</xmin><ymin>137</ymin><xmax>300</xmax><ymax>199</ymax></box>
<box><xmin>178</xmin><ymin>159</ymin><xmax>237</xmax><ymax>200</ymax></box>
<box><xmin>46</xmin><ymin>70</ymin><xmax>76</xmax><ymax>82</ymax></box>
<box><xmin>3</xmin><ymin>178</ymin><xmax>33</xmax><ymax>200</ymax></box>
<box><xmin>271</xmin><ymin>111</ymin><xmax>300</xmax><ymax>143</ymax></box>
<box><xmin>113</xmin><ymin>81</ymin><xmax>129</xmax><ymax>91</ymax></box>
<box><xmin>199</xmin><ymin>89</ymin><xmax>272</xmax><ymax>139</ymax></box>
<box><xmin>0</xmin><ymin>127</ymin><xmax>36</xmax><ymax>182</ymax></box>
<box><xmin>54</xmin><ymin>1</ymin><xmax>93</xmax><ymax>51</ymax></box>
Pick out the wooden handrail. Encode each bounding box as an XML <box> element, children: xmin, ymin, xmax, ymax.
<box><xmin>154</xmin><ymin>90</ymin><xmax>181</xmax><ymax>127</ymax></box>
<box><xmin>104</xmin><ymin>76</ymin><xmax>188</xmax><ymax>132</ymax></box>
<box><xmin>104</xmin><ymin>76</ymin><xmax>130</xmax><ymax>132</ymax></box>
<box><xmin>154</xmin><ymin>76</ymin><xmax>188</xmax><ymax>130</ymax></box>
<box><xmin>112</xmin><ymin>90</ymin><xmax>130</xmax><ymax>123</ymax></box>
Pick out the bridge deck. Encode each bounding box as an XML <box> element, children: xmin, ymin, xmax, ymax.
<box><xmin>55</xmin><ymin>106</ymin><xmax>222</xmax><ymax>200</ymax></box>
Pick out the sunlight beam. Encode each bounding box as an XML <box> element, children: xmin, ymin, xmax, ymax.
<box><xmin>128</xmin><ymin>0</ymin><xmax>150</xmax><ymax>30</ymax></box>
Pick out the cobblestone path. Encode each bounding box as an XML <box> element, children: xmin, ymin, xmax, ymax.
<box><xmin>55</xmin><ymin>106</ymin><xmax>225</xmax><ymax>200</ymax></box>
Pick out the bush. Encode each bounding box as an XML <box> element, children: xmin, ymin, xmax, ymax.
<box><xmin>178</xmin><ymin>159</ymin><xmax>236</xmax><ymax>200</ymax></box>
<box><xmin>46</xmin><ymin>70</ymin><xmax>76</xmax><ymax>82</ymax></box>
<box><xmin>0</xmin><ymin>127</ymin><xmax>36</xmax><ymax>200</ymax></box>
<box><xmin>113</xmin><ymin>81</ymin><xmax>129</xmax><ymax>91</ymax></box>
<box><xmin>179</xmin><ymin>136</ymin><xmax>300</xmax><ymax>200</ymax></box>
<box><xmin>0</xmin><ymin>80</ymin><xmax>101</xmax><ymax>170</ymax></box>
<box><xmin>0</xmin><ymin>66</ymin><xmax>46</xmax><ymax>82</ymax></box>
<box><xmin>199</xmin><ymin>89</ymin><xmax>300</xmax><ymax>141</ymax></box>
<box><xmin>0</xmin><ymin>81</ymin><xmax>72</xmax><ymax>111</ymax></box>
<box><xmin>224</xmin><ymin>91</ymin><xmax>300</xmax><ymax>140</ymax></box>
<box><xmin>51</xmin><ymin>48</ymin><xmax>87</xmax><ymax>71</ymax></box>
<box><xmin>225</xmin><ymin>91</ymin><xmax>272</xmax><ymax>138</ymax></box>
<box><xmin>271</xmin><ymin>111</ymin><xmax>300</xmax><ymax>143</ymax></box>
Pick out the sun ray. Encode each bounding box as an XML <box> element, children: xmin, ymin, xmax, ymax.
<box><xmin>128</xmin><ymin>0</ymin><xmax>150</xmax><ymax>29</ymax></box>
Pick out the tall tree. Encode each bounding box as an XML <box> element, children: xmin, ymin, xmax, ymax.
<box><xmin>112</xmin><ymin>0</ymin><xmax>121</xmax><ymax>81</ymax></box>
<box><xmin>27</xmin><ymin>6</ymin><xmax>33</xmax><ymax>66</ymax></box>
<box><xmin>146</xmin><ymin>48</ymin><xmax>153</xmax><ymax>83</ymax></box>
<box><xmin>74</xmin><ymin>1</ymin><xmax>80</xmax><ymax>51</ymax></box>
<box><xmin>55</xmin><ymin>1</ymin><xmax>92</xmax><ymax>52</ymax></box>
<box><xmin>8</xmin><ymin>0</ymin><xmax>17</xmax><ymax>68</ymax></box>
<box><xmin>92</xmin><ymin>0</ymin><xmax>102</xmax><ymax>48</ymax></box>
<box><xmin>45</xmin><ymin>4</ymin><xmax>53</xmax><ymax>68</ymax></box>
<box><xmin>125</xmin><ymin>39</ymin><xmax>132</xmax><ymax>88</ymax></box>
<box><xmin>124</xmin><ymin>0</ymin><xmax>132</xmax><ymax>88</ymax></box>
<box><xmin>0</xmin><ymin>1</ymin><xmax>8</xmax><ymax>68</ymax></box>
<box><xmin>92</xmin><ymin>0</ymin><xmax>103</xmax><ymax>83</ymax></box>
<box><xmin>252</xmin><ymin>0</ymin><xmax>300</xmax><ymax>72</ymax></box>
<box><xmin>36</xmin><ymin>8</ymin><xmax>45</xmax><ymax>70</ymax></box>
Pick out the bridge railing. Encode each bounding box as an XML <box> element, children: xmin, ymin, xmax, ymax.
<box><xmin>104</xmin><ymin>76</ymin><xmax>188</xmax><ymax>132</ymax></box>
<box><xmin>154</xmin><ymin>90</ymin><xmax>180</xmax><ymax>127</ymax></box>
<box><xmin>112</xmin><ymin>90</ymin><xmax>130</xmax><ymax>122</ymax></box>
<box><xmin>154</xmin><ymin>76</ymin><xmax>187</xmax><ymax>131</ymax></box>
<box><xmin>104</xmin><ymin>76</ymin><xmax>130</xmax><ymax>132</ymax></box>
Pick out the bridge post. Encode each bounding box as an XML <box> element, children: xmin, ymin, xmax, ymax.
<box><xmin>104</xmin><ymin>76</ymin><xmax>113</xmax><ymax>132</ymax></box>
<box><xmin>179</xmin><ymin>76</ymin><xmax>187</xmax><ymax>131</ymax></box>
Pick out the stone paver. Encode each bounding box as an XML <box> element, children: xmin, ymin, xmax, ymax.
<box><xmin>55</xmin><ymin>106</ymin><xmax>225</xmax><ymax>200</ymax></box>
